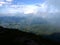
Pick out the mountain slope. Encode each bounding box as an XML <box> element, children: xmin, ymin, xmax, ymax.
<box><xmin>0</xmin><ymin>26</ymin><xmax>60</xmax><ymax>45</ymax></box>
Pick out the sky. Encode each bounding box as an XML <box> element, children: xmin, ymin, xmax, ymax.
<box><xmin>0</xmin><ymin>0</ymin><xmax>60</xmax><ymax>17</ymax></box>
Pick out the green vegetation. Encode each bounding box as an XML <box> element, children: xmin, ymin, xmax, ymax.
<box><xmin>0</xmin><ymin>16</ymin><xmax>60</xmax><ymax>35</ymax></box>
<box><xmin>0</xmin><ymin>22</ymin><xmax>59</xmax><ymax>35</ymax></box>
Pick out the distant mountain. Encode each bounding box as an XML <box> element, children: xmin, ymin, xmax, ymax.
<box><xmin>0</xmin><ymin>15</ymin><xmax>48</xmax><ymax>27</ymax></box>
<box><xmin>0</xmin><ymin>15</ymin><xmax>51</xmax><ymax>34</ymax></box>
<box><xmin>0</xmin><ymin>14</ymin><xmax>60</xmax><ymax>35</ymax></box>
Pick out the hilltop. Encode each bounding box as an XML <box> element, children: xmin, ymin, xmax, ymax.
<box><xmin>0</xmin><ymin>26</ymin><xmax>60</xmax><ymax>45</ymax></box>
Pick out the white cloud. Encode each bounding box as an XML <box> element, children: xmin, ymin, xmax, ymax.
<box><xmin>0</xmin><ymin>0</ymin><xmax>60</xmax><ymax>18</ymax></box>
<box><xmin>6</xmin><ymin>0</ymin><xmax>13</xmax><ymax>2</ymax></box>
<box><xmin>5</xmin><ymin>3</ymin><xmax>48</xmax><ymax>15</ymax></box>
<box><xmin>0</xmin><ymin>4</ymin><xmax>2</xmax><ymax>6</ymax></box>
<box><xmin>47</xmin><ymin>0</ymin><xmax>60</xmax><ymax>10</ymax></box>
<box><xmin>5</xmin><ymin>5</ymin><xmax>38</xmax><ymax>14</ymax></box>
<box><xmin>22</xmin><ymin>5</ymin><xmax>38</xmax><ymax>14</ymax></box>
<box><xmin>0</xmin><ymin>2</ymin><xmax>5</xmax><ymax>4</ymax></box>
<box><xmin>0</xmin><ymin>1</ymin><xmax>6</xmax><ymax>6</ymax></box>
<box><xmin>0</xmin><ymin>0</ymin><xmax>13</xmax><ymax>7</ymax></box>
<box><xmin>0</xmin><ymin>1</ymin><xmax>49</xmax><ymax>18</ymax></box>
<box><xmin>48</xmin><ymin>0</ymin><xmax>60</xmax><ymax>6</ymax></box>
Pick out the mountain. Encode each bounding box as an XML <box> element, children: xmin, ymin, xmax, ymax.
<box><xmin>0</xmin><ymin>26</ymin><xmax>60</xmax><ymax>45</ymax></box>
<box><xmin>0</xmin><ymin>14</ymin><xmax>60</xmax><ymax>35</ymax></box>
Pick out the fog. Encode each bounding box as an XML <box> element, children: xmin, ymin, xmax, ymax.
<box><xmin>0</xmin><ymin>0</ymin><xmax>60</xmax><ymax>34</ymax></box>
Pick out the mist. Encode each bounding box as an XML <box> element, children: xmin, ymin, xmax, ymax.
<box><xmin>0</xmin><ymin>0</ymin><xmax>60</xmax><ymax>35</ymax></box>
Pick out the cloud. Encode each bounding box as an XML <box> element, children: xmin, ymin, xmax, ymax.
<box><xmin>0</xmin><ymin>0</ymin><xmax>48</xmax><ymax>14</ymax></box>
<box><xmin>0</xmin><ymin>0</ymin><xmax>13</xmax><ymax>7</ymax></box>
<box><xmin>0</xmin><ymin>0</ymin><xmax>60</xmax><ymax>18</ymax></box>
<box><xmin>6</xmin><ymin>0</ymin><xmax>13</xmax><ymax>2</ymax></box>
<box><xmin>1</xmin><ymin>3</ymin><xmax>48</xmax><ymax>14</ymax></box>
<box><xmin>47</xmin><ymin>0</ymin><xmax>60</xmax><ymax>11</ymax></box>
<box><xmin>5</xmin><ymin>5</ymin><xmax>38</xmax><ymax>14</ymax></box>
<box><xmin>47</xmin><ymin>0</ymin><xmax>60</xmax><ymax>7</ymax></box>
<box><xmin>0</xmin><ymin>1</ymin><xmax>6</xmax><ymax>6</ymax></box>
<box><xmin>0</xmin><ymin>0</ymin><xmax>50</xmax><ymax>18</ymax></box>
